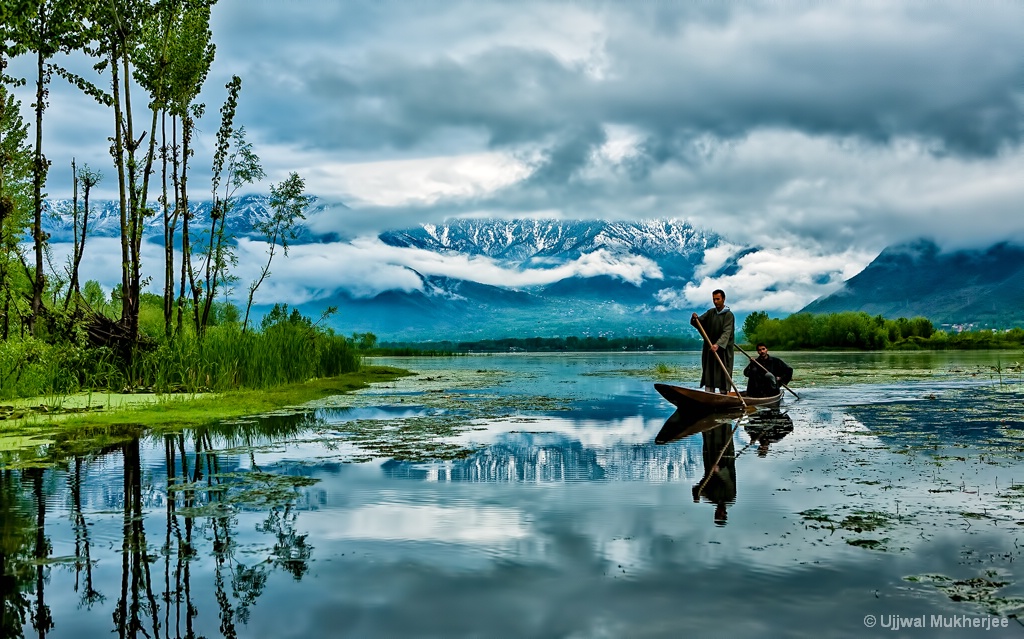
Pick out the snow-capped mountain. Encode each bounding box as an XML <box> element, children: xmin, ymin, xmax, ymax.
<box><xmin>380</xmin><ymin>218</ymin><xmax>715</xmax><ymax>264</ymax></box>
<box><xmin>42</xmin><ymin>194</ymin><xmax>338</xmax><ymax>243</ymax></box>
<box><xmin>325</xmin><ymin>219</ymin><xmax>725</xmax><ymax>339</ymax></box>
<box><xmin>41</xmin><ymin>198</ymin><xmax>729</xmax><ymax>340</ymax></box>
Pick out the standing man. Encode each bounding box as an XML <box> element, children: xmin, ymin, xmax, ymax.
<box><xmin>743</xmin><ymin>343</ymin><xmax>793</xmax><ymax>398</ymax></box>
<box><xmin>691</xmin><ymin>289</ymin><xmax>735</xmax><ymax>394</ymax></box>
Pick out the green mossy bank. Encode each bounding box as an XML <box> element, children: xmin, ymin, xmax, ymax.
<box><xmin>0</xmin><ymin>366</ymin><xmax>411</xmax><ymax>462</ymax></box>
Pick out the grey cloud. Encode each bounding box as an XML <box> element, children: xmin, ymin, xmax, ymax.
<box><xmin>13</xmin><ymin>0</ymin><xmax>1024</xmax><ymax>260</ymax></box>
<box><xmin>225</xmin><ymin>1</ymin><xmax>1024</xmax><ymax>161</ymax></box>
<box><xmin>521</xmin><ymin>124</ymin><xmax>608</xmax><ymax>187</ymax></box>
<box><xmin>240</xmin><ymin>47</ymin><xmax>588</xmax><ymax>153</ymax></box>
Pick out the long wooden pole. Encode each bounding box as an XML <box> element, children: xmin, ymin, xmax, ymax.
<box><xmin>735</xmin><ymin>344</ymin><xmax>800</xmax><ymax>400</ymax></box>
<box><xmin>692</xmin><ymin>316</ymin><xmax>746</xmax><ymax>408</ymax></box>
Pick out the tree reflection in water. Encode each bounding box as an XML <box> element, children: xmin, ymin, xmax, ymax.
<box><xmin>0</xmin><ymin>410</ymin><xmax>318</xmax><ymax>638</ymax></box>
<box><xmin>259</xmin><ymin>503</ymin><xmax>312</xmax><ymax>581</ymax></box>
<box><xmin>113</xmin><ymin>438</ymin><xmax>160</xmax><ymax>639</ymax></box>
<box><xmin>0</xmin><ymin>470</ymin><xmax>34</xmax><ymax>638</ymax></box>
<box><xmin>70</xmin><ymin>457</ymin><xmax>103</xmax><ymax>610</ymax></box>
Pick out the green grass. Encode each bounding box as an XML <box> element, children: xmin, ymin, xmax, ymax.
<box><xmin>0</xmin><ymin>366</ymin><xmax>411</xmax><ymax>460</ymax></box>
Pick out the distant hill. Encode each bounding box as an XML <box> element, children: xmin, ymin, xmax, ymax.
<box><xmin>801</xmin><ymin>239</ymin><xmax>1024</xmax><ymax>329</ymax></box>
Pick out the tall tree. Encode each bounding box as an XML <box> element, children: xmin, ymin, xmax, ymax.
<box><xmin>158</xmin><ymin>1</ymin><xmax>215</xmax><ymax>337</ymax></box>
<box><xmin>196</xmin><ymin>78</ymin><xmax>263</xmax><ymax>334</ymax></box>
<box><xmin>242</xmin><ymin>172</ymin><xmax>310</xmax><ymax>333</ymax></box>
<box><xmin>66</xmin><ymin>0</ymin><xmax>161</xmax><ymax>347</ymax></box>
<box><xmin>20</xmin><ymin>0</ymin><xmax>94</xmax><ymax>335</ymax></box>
<box><xmin>0</xmin><ymin>84</ymin><xmax>32</xmax><ymax>339</ymax></box>
<box><xmin>132</xmin><ymin>0</ymin><xmax>203</xmax><ymax>340</ymax></box>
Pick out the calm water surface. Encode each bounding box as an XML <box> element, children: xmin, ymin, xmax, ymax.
<box><xmin>2</xmin><ymin>351</ymin><xmax>1024</xmax><ymax>638</ymax></box>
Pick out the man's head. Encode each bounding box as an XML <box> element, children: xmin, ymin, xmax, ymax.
<box><xmin>756</xmin><ymin>343</ymin><xmax>769</xmax><ymax>358</ymax></box>
<box><xmin>714</xmin><ymin>502</ymin><xmax>728</xmax><ymax>524</ymax></box>
<box><xmin>712</xmin><ymin>289</ymin><xmax>726</xmax><ymax>311</ymax></box>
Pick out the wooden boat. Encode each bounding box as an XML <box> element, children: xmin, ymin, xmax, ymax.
<box><xmin>653</xmin><ymin>383</ymin><xmax>783</xmax><ymax>416</ymax></box>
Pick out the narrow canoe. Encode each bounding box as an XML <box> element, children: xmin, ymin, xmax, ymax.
<box><xmin>653</xmin><ymin>383</ymin><xmax>783</xmax><ymax>415</ymax></box>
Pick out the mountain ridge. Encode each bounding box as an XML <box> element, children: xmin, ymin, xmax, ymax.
<box><xmin>800</xmin><ymin>239</ymin><xmax>1024</xmax><ymax>328</ymax></box>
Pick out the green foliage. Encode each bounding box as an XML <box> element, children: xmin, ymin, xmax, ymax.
<box><xmin>0</xmin><ymin>338</ymin><xmax>123</xmax><ymax>400</ymax></box>
<box><xmin>742</xmin><ymin>311</ymin><xmax>768</xmax><ymax>341</ymax></box>
<box><xmin>80</xmin><ymin>280</ymin><xmax>107</xmax><ymax>311</ymax></box>
<box><xmin>135</xmin><ymin>314</ymin><xmax>359</xmax><ymax>393</ymax></box>
<box><xmin>164</xmin><ymin>1</ymin><xmax>215</xmax><ymax>118</ymax></box>
<box><xmin>352</xmin><ymin>332</ymin><xmax>378</xmax><ymax>351</ymax></box>
<box><xmin>746</xmin><ymin>312</ymin><xmax>902</xmax><ymax>349</ymax></box>
<box><xmin>244</xmin><ymin>172</ymin><xmax>310</xmax><ymax>331</ymax></box>
<box><xmin>0</xmin><ymin>86</ymin><xmax>31</xmax><ymax>194</ymax></box>
<box><xmin>0</xmin><ymin>293</ymin><xmax>360</xmax><ymax>400</ymax></box>
<box><xmin>0</xmin><ymin>84</ymin><xmax>33</xmax><ymax>337</ymax></box>
<box><xmin>263</xmin><ymin>172</ymin><xmax>309</xmax><ymax>251</ymax></box>
<box><xmin>742</xmin><ymin>311</ymin><xmax>1023</xmax><ymax>351</ymax></box>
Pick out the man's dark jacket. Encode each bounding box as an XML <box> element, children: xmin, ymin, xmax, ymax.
<box><xmin>743</xmin><ymin>354</ymin><xmax>793</xmax><ymax>397</ymax></box>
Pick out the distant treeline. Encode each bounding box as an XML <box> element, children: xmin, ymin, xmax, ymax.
<box><xmin>744</xmin><ymin>311</ymin><xmax>1024</xmax><ymax>350</ymax></box>
<box><xmin>365</xmin><ymin>312</ymin><xmax>1024</xmax><ymax>357</ymax></box>
<box><xmin>376</xmin><ymin>335</ymin><xmax>702</xmax><ymax>354</ymax></box>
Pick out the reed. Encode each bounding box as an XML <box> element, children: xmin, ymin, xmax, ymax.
<box><xmin>138</xmin><ymin>321</ymin><xmax>360</xmax><ymax>393</ymax></box>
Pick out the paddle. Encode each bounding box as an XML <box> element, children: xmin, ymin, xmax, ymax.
<box><xmin>735</xmin><ymin>344</ymin><xmax>800</xmax><ymax>400</ymax></box>
<box><xmin>691</xmin><ymin>315</ymin><xmax>747</xmax><ymax>409</ymax></box>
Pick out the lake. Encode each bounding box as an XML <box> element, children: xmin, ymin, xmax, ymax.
<box><xmin>2</xmin><ymin>351</ymin><xmax>1024</xmax><ymax>638</ymax></box>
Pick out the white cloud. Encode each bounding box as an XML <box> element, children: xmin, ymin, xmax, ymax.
<box><xmin>655</xmin><ymin>245</ymin><xmax>874</xmax><ymax>313</ymax></box>
<box><xmin>226</xmin><ymin>237</ymin><xmax>665</xmax><ymax>305</ymax></box>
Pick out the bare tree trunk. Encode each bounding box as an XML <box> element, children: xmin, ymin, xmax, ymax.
<box><xmin>30</xmin><ymin>24</ymin><xmax>47</xmax><ymax>335</ymax></box>
<box><xmin>199</xmin><ymin>206</ymin><xmax>221</xmax><ymax>331</ymax></box>
<box><xmin>64</xmin><ymin>158</ymin><xmax>78</xmax><ymax>309</ymax></box>
<box><xmin>0</xmin><ymin>54</ymin><xmax>7</xmax><ymax>341</ymax></box>
<box><xmin>243</xmin><ymin>230</ymin><xmax>278</xmax><ymax>332</ymax></box>
<box><xmin>173</xmin><ymin>114</ymin><xmax>185</xmax><ymax>335</ymax></box>
<box><xmin>110</xmin><ymin>49</ymin><xmax>131</xmax><ymax>335</ymax></box>
<box><xmin>120</xmin><ymin>47</ymin><xmax>141</xmax><ymax>345</ymax></box>
<box><xmin>179</xmin><ymin>115</ymin><xmax>201</xmax><ymax>336</ymax></box>
<box><xmin>162</xmin><ymin>109</ymin><xmax>173</xmax><ymax>338</ymax></box>
<box><xmin>70</xmin><ymin>177</ymin><xmax>93</xmax><ymax>305</ymax></box>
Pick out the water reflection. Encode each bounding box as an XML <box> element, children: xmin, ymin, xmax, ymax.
<box><xmin>2</xmin><ymin>352</ymin><xmax>1022</xmax><ymax>637</ymax></box>
<box><xmin>0</xmin><ymin>413</ymin><xmax>321</xmax><ymax>639</ymax></box>
<box><xmin>655</xmin><ymin>409</ymin><xmax>793</xmax><ymax>524</ymax></box>
<box><xmin>654</xmin><ymin>410</ymin><xmax>737</xmax><ymax>444</ymax></box>
<box><xmin>744</xmin><ymin>410</ymin><xmax>795</xmax><ymax>457</ymax></box>
<box><xmin>692</xmin><ymin>422</ymin><xmax>738</xmax><ymax>525</ymax></box>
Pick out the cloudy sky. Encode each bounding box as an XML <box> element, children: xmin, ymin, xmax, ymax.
<box><xmin>16</xmin><ymin>0</ymin><xmax>1024</xmax><ymax>312</ymax></box>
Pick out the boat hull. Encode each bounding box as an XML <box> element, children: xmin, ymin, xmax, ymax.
<box><xmin>653</xmin><ymin>383</ymin><xmax>783</xmax><ymax>416</ymax></box>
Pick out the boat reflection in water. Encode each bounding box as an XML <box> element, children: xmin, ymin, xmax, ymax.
<box><xmin>655</xmin><ymin>407</ymin><xmax>794</xmax><ymax>526</ymax></box>
<box><xmin>744</xmin><ymin>409</ymin><xmax>795</xmax><ymax>457</ymax></box>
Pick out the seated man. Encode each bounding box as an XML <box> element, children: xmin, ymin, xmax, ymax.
<box><xmin>743</xmin><ymin>343</ymin><xmax>793</xmax><ymax>397</ymax></box>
